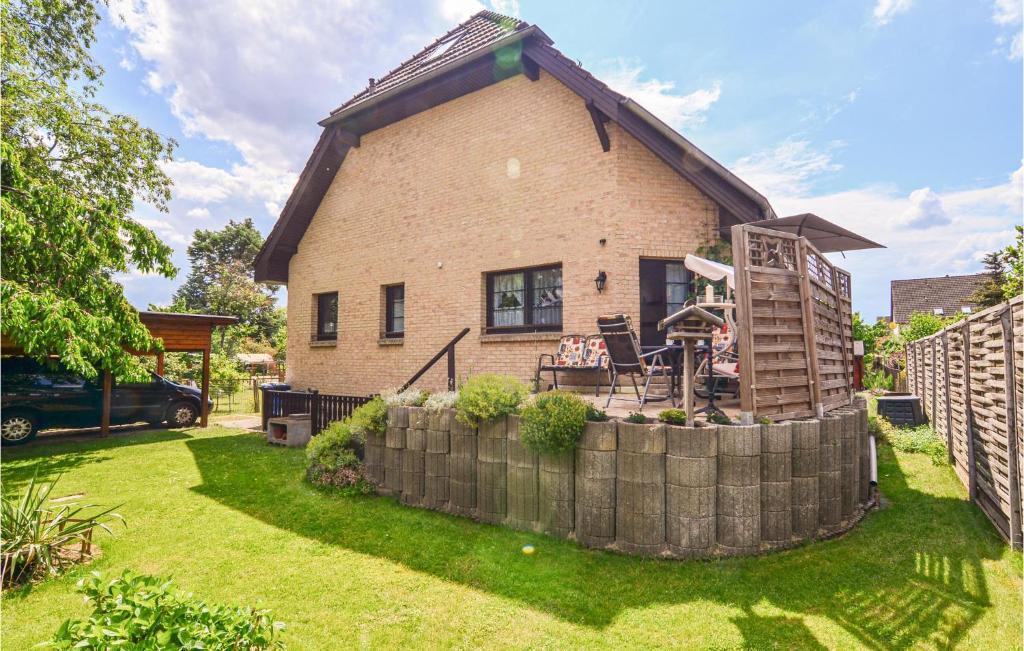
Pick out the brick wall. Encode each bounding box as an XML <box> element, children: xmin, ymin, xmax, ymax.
<box><xmin>286</xmin><ymin>72</ymin><xmax>719</xmax><ymax>395</ymax></box>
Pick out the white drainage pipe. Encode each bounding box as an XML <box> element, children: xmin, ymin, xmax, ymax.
<box><xmin>869</xmin><ymin>435</ymin><xmax>878</xmax><ymax>487</ymax></box>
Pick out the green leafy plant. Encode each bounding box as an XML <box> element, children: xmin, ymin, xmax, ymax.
<box><xmin>41</xmin><ymin>570</ymin><xmax>284</xmax><ymax>649</ymax></box>
<box><xmin>519</xmin><ymin>391</ymin><xmax>588</xmax><ymax>454</ymax></box>
<box><xmin>624</xmin><ymin>412</ymin><xmax>648</xmax><ymax>424</ymax></box>
<box><xmin>874</xmin><ymin>416</ymin><xmax>947</xmax><ymax>465</ymax></box>
<box><xmin>1</xmin><ymin>474</ymin><xmax>124</xmax><ymax>587</ymax></box>
<box><xmin>423</xmin><ymin>391</ymin><xmax>458</xmax><ymax>412</ymax></box>
<box><xmin>305</xmin><ymin>422</ymin><xmax>370</xmax><ymax>492</ymax></box>
<box><xmin>657</xmin><ymin>408</ymin><xmax>688</xmax><ymax>425</ymax></box>
<box><xmin>346</xmin><ymin>396</ymin><xmax>387</xmax><ymax>439</ymax></box>
<box><xmin>584</xmin><ymin>404</ymin><xmax>609</xmax><ymax>422</ymax></box>
<box><xmin>757</xmin><ymin>416</ymin><xmax>773</xmax><ymax>425</ymax></box>
<box><xmin>706</xmin><ymin>412</ymin><xmax>733</xmax><ymax>426</ymax></box>
<box><xmin>454</xmin><ymin>374</ymin><xmax>526</xmax><ymax>426</ymax></box>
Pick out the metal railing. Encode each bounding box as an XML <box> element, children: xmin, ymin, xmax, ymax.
<box><xmin>399</xmin><ymin>327</ymin><xmax>471</xmax><ymax>392</ymax></box>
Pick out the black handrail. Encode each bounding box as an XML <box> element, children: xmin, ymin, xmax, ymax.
<box><xmin>399</xmin><ymin>328</ymin><xmax>471</xmax><ymax>392</ymax></box>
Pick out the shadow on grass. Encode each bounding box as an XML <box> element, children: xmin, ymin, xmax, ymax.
<box><xmin>2</xmin><ymin>428</ymin><xmax>193</xmax><ymax>487</ymax></box>
<box><xmin>181</xmin><ymin>432</ymin><xmax>1005</xmax><ymax>647</ymax></box>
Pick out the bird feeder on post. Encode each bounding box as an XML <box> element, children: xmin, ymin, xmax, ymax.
<box><xmin>661</xmin><ymin>305</ymin><xmax>724</xmax><ymax>426</ymax></box>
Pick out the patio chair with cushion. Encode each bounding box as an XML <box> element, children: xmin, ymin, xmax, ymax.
<box><xmin>694</xmin><ymin>310</ymin><xmax>740</xmax><ymax>401</ymax></box>
<box><xmin>535</xmin><ymin>334</ymin><xmax>610</xmax><ymax>395</ymax></box>
<box><xmin>596</xmin><ymin>314</ymin><xmax>676</xmax><ymax>410</ymax></box>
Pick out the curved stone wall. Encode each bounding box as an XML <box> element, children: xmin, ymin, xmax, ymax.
<box><xmin>369</xmin><ymin>400</ymin><xmax>874</xmax><ymax>558</ymax></box>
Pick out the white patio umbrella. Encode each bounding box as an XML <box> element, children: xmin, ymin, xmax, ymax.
<box><xmin>684</xmin><ymin>254</ymin><xmax>735</xmax><ymax>291</ymax></box>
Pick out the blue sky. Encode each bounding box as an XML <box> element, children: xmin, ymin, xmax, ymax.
<box><xmin>98</xmin><ymin>0</ymin><xmax>1022</xmax><ymax>321</ymax></box>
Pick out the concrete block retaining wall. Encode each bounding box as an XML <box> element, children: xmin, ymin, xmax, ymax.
<box><xmin>369</xmin><ymin>405</ymin><xmax>874</xmax><ymax>558</ymax></box>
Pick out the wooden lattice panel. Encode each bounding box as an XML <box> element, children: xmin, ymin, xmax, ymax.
<box><xmin>732</xmin><ymin>226</ymin><xmax>815</xmax><ymax>420</ymax></box>
<box><xmin>946</xmin><ymin>327</ymin><xmax>970</xmax><ymax>487</ymax></box>
<box><xmin>968</xmin><ymin>309</ymin><xmax>1013</xmax><ymax>535</ymax></box>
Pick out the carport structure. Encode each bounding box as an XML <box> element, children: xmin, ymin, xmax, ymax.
<box><xmin>2</xmin><ymin>311</ymin><xmax>236</xmax><ymax>435</ymax></box>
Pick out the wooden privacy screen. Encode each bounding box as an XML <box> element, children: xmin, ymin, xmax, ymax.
<box><xmin>731</xmin><ymin>224</ymin><xmax>855</xmax><ymax>422</ymax></box>
<box><xmin>907</xmin><ymin>295</ymin><xmax>1023</xmax><ymax>548</ymax></box>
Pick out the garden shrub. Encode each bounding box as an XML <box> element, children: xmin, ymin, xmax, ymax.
<box><xmin>305</xmin><ymin>421</ymin><xmax>371</xmax><ymax>491</ymax></box>
<box><xmin>1</xmin><ymin>474</ymin><xmax>124</xmax><ymax>587</ymax></box>
<box><xmin>624</xmin><ymin>412</ymin><xmax>648</xmax><ymax>424</ymax></box>
<box><xmin>585</xmin><ymin>404</ymin><xmax>609</xmax><ymax>422</ymax></box>
<box><xmin>875</xmin><ymin>416</ymin><xmax>947</xmax><ymax>465</ymax></box>
<box><xmin>455</xmin><ymin>374</ymin><xmax>526</xmax><ymax>426</ymax></box>
<box><xmin>658</xmin><ymin>408</ymin><xmax>688</xmax><ymax>425</ymax></box>
<box><xmin>346</xmin><ymin>396</ymin><xmax>387</xmax><ymax>439</ymax></box>
<box><xmin>424</xmin><ymin>390</ymin><xmax>458</xmax><ymax>412</ymax></box>
<box><xmin>707</xmin><ymin>411</ymin><xmax>734</xmax><ymax>426</ymax></box>
<box><xmin>519</xmin><ymin>391</ymin><xmax>588</xmax><ymax>454</ymax></box>
<box><xmin>381</xmin><ymin>388</ymin><xmax>427</xmax><ymax>407</ymax></box>
<box><xmin>42</xmin><ymin>570</ymin><xmax>284</xmax><ymax>649</ymax></box>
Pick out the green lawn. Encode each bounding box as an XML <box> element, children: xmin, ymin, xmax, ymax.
<box><xmin>1</xmin><ymin>427</ymin><xmax>1020</xmax><ymax>649</ymax></box>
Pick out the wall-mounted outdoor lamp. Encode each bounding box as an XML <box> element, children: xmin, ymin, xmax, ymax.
<box><xmin>594</xmin><ymin>270</ymin><xmax>607</xmax><ymax>293</ymax></box>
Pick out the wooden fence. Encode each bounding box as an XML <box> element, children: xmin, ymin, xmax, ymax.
<box><xmin>906</xmin><ymin>295</ymin><xmax>1023</xmax><ymax>548</ymax></box>
<box><xmin>731</xmin><ymin>224</ymin><xmax>855</xmax><ymax>423</ymax></box>
<box><xmin>260</xmin><ymin>388</ymin><xmax>372</xmax><ymax>435</ymax></box>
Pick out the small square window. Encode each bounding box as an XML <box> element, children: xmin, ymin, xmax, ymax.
<box><xmin>385</xmin><ymin>284</ymin><xmax>405</xmax><ymax>338</ymax></box>
<box><xmin>315</xmin><ymin>292</ymin><xmax>338</xmax><ymax>341</ymax></box>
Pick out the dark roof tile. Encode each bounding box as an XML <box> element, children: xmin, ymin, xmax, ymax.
<box><xmin>890</xmin><ymin>273</ymin><xmax>993</xmax><ymax>322</ymax></box>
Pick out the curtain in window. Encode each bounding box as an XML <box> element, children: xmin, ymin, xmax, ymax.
<box><xmin>492</xmin><ymin>272</ymin><xmax>524</xmax><ymax>326</ymax></box>
<box><xmin>531</xmin><ymin>267</ymin><xmax>563</xmax><ymax>326</ymax></box>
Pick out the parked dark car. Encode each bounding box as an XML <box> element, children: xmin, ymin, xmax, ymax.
<box><xmin>1</xmin><ymin>357</ymin><xmax>211</xmax><ymax>445</ymax></box>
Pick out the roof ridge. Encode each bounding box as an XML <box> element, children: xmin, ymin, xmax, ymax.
<box><xmin>330</xmin><ymin>11</ymin><xmax>528</xmax><ymax>116</ymax></box>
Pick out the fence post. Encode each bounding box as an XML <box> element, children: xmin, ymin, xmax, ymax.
<box><xmin>1000</xmin><ymin>307</ymin><xmax>1022</xmax><ymax>550</ymax></box>
<box><xmin>942</xmin><ymin>330</ymin><xmax>953</xmax><ymax>464</ymax></box>
<box><xmin>962</xmin><ymin>321</ymin><xmax>977</xmax><ymax>501</ymax></box>
<box><xmin>260</xmin><ymin>388</ymin><xmax>270</xmax><ymax>431</ymax></box>
<box><xmin>931</xmin><ymin>337</ymin><xmax>938</xmax><ymax>425</ymax></box>
<box><xmin>310</xmin><ymin>389</ymin><xmax>321</xmax><ymax>437</ymax></box>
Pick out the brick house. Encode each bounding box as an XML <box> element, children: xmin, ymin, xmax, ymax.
<box><xmin>254</xmin><ymin>11</ymin><xmax>776</xmax><ymax>396</ymax></box>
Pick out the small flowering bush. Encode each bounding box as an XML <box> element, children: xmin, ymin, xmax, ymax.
<box><xmin>381</xmin><ymin>388</ymin><xmax>428</xmax><ymax>407</ymax></box>
<box><xmin>455</xmin><ymin>374</ymin><xmax>526</xmax><ymax>426</ymax></box>
<box><xmin>624</xmin><ymin>411</ymin><xmax>648</xmax><ymax>424</ymax></box>
<box><xmin>519</xmin><ymin>391</ymin><xmax>588</xmax><ymax>455</ymax></box>
<box><xmin>585</xmin><ymin>404</ymin><xmax>610</xmax><ymax>422</ymax></box>
<box><xmin>424</xmin><ymin>390</ymin><xmax>458</xmax><ymax>412</ymax></box>
<box><xmin>305</xmin><ymin>421</ymin><xmax>371</xmax><ymax>492</ymax></box>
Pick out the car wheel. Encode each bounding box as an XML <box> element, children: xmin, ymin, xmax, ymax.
<box><xmin>1</xmin><ymin>412</ymin><xmax>38</xmax><ymax>446</ymax></box>
<box><xmin>166</xmin><ymin>402</ymin><xmax>198</xmax><ymax>428</ymax></box>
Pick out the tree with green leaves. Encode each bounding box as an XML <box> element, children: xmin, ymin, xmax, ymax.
<box><xmin>2</xmin><ymin>0</ymin><xmax>177</xmax><ymax>380</ymax></box>
<box><xmin>156</xmin><ymin>219</ymin><xmax>280</xmax><ymax>355</ymax></box>
<box><xmin>971</xmin><ymin>225</ymin><xmax>1023</xmax><ymax>307</ymax></box>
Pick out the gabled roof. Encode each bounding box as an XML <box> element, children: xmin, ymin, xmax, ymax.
<box><xmin>330</xmin><ymin>11</ymin><xmax>530</xmax><ymax>116</ymax></box>
<box><xmin>255</xmin><ymin>11</ymin><xmax>776</xmax><ymax>283</ymax></box>
<box><xmin>890</xmin><ymin>273</ymin><xmax>992</xmax><ymax>323</ymax></box>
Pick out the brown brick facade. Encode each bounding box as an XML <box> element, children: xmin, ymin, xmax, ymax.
<box><xmin>286</xmin><ymin>73</ymin><xmax>719</xmax><ymax>395</ymax></box>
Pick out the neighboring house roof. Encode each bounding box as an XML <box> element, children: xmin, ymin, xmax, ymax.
<box><xmin>236</xmin><ymin>353</ymin><xmax>275</xmax><ymax>365</ymax></box>
<box><xmin>254</xmin><ymin>10</ymin><xmax>776</xmax><ymax>283</ymax></box>
<box><xmin>890</xmin><ymin>273</ymin><xmax>992</xmax><ymax>323</ymax></box>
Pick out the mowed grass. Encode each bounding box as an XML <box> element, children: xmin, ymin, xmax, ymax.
<box><xmin>1</xmin><ymin>427</ymin><xmax>1020</xmax><ymax>649</ymax></box>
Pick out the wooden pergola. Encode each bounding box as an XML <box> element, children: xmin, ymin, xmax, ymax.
<box><xmin>2</xmin><ymin>311</ymin><xmax>237</xmax><ymax>435</ymax></box>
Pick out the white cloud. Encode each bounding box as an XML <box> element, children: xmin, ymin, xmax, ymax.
<box><xmin>185</xmin><ymin>207</ymin><xmax>211</xmax><ymax>219</ymax></box>
<box><xmin>731</xmin><ymin>139</ymin><xmax>842</xmax><ymax>198</ymax></box>
<box><xmin>873</xmin><ymin>0</ymin><xmax>913</xmax><ymax>26</ymax></box>
<box><xmin>599</xmin><ymin>61</ymin><xmax>722</xmax><ymax>130</ymax></box>
<box><xmin>488</xmin><ymin>0</ymin><xmax>520</xmax><ymax>18</ymax></box>
<box><xmin>993</xmin><ymin>0</ymin><xmax>1024</xmax><ymax>59</ymax></box>
<box><xmin>163</xmin><ymin>159</ymin><xmax>294</xmax><ymax>217</ymax></box>
<box><xmin>441</xmin><ymin>0</ymin><xmax>484</xmax><ymax>22</ymax></box>
<box><xmin>894</xmin><ymin>187</ymin><xmax>951</xmax><ymax>228</ymax></box>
